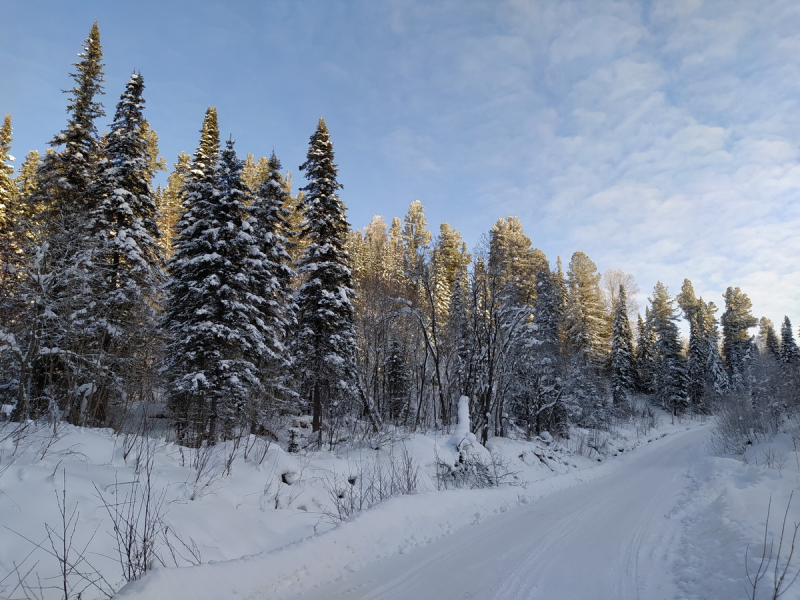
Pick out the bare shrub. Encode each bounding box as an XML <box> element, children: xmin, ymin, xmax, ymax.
<box><xmin>95</xmin><ymin>444</ymin><xmax>165</xmax><ymax>583</ymax></box>
<box><xmin>567</xmin><ymin>428</ymin><xmax>609</xmax><ymax>460</ymax></box>
<box><xmin>761</xmin><ymin>446</ymin><xmax>788</xmax><ymax>476</ymax></box>
<box><xmin>5</xmin><ymin>470</ymin><xmax>115</xmax><ymax>599</ymax></box>
<box><xmin>96</xmin><ymin>439</ymin><xmax>202</xmax><ymax>585</ymax></box>
<box><xmin>174</xmin><ymin>442</ymin><xmax>228</xmax><ymax>501</ymax></box>
<box><xmin>746</xmin><ymin>492</ymin><xmax>800</xmax><ymax>599</ymax></box>
<box><xmin>318</xmin><ymin>444</ymin><xmax>421</xmax><ymax>523</ymax></box>
<box><xmin>630</xmin><ymin>398</ymin><xmax>660</xmax><ymax>438</ymax></box>
<box><xmin>243</xmin><ymin>432</ymin><xmax>272</xmax><ymax>465</ymax></box>
<box><xmin>710</xmin><ymin>397</ymin><xmax>777</xmax><ymax>455</ymax></box>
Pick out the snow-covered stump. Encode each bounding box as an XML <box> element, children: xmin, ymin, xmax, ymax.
<box><xmin>448</xmin><ymin>396</ymin><xmax>477</xmax><ymax>452</ymax></box>
<box><xmin>437</xmin><ymin>397</ymin><xmax>497</xmax><ymax>489</ymax></box>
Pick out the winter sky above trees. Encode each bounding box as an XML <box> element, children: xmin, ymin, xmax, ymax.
<box><xmin>1</xmin><ymin>0</ymin><xmax>798</xmax><ymax>325</ymax></box>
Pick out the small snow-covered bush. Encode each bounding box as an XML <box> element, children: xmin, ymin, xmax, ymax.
<box><xmin>434</xmin><ymin>441</ymin><xmax>518</xmax><ymax>490</ymax></box>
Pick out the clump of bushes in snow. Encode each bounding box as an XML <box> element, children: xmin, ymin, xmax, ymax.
<box><xmin>709</xmin><ymin>394</ymin><xmax>783</xmax><ymax>455</ymax></box>
<box><xmin>433</xmin><ymin>397</ymin><xmax>518</xmax><ymax>490</ymax></box>
<box><xmin>317</xmin><ymin>444</ymin><xmax>421</xmax><ymax>523</ymax></box>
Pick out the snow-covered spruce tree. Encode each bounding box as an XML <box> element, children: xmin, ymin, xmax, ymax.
<box><xmin>649</xmin><ymin>282</ymin><xmax>687</xmax><ymax>415</ymax></box>
<box><xmin>386</xmin><ymin>216</ymin><xmax>405</xmax><ymax>281</ymax></box>
<box><xmin>293</xmin><ymin>118</ymin><xmax>358</xmax><ymax>442</ymax></box>
<box><xmin>676</xmin><ymin>279</ymin><xmax>715</xmax><ymax>411</ymax></box>
<box><xmin>779</xmin><ymin>316</ymin><xmax>800</xmax><ymax>403</ymax></box>
<box><xmin>79</xmin><ymin>72</ymin><xmax>165</xmax><ymax>424</ymax></box>
<box><xmin>564</xmin><ymin>252</ymin><xmax>609</xmax><ymax>367</ymax></box>
<box><xmin>750</xmin><ymin>316</ymin><xmax>784</xmax><ymax>410</ymax></box>
<box><xmin>247</xmin><ymin>151</ymin><xmax>296</xmax><ymax>418</ymax></box>
<box><xmin>432</xmin><ymin>222</ymin><xmax>470</xmax><ymax>330</ymax></box>
<box><xmin>11</xmin><ymin>22</ymin><xmax>105</xmax><ymax>422</ymax></box>
<box><xmin>698</xmin><ymin>300</ymin><xmax>728</xmax><ymax>403</ymax></box>
<box><xmin>780</xmin><ymin>316</ymin><xmax>800</xmax><ymax>366</ymax></box>
<box><xmin>635</xmin><ymin>310</ymin><xmax>656</xmax><ymax>395</ymax></box>
<box><xmin>0</xmin><ymin>114</ymin><xmax>15</xmax><ymax>223</ymax></box>
<box><xmin>522</xmin><ymin>262</ymin><xmax>567</xmax><ymax>436</ymax></box>
<box><xmin>610</xmin><ymin>284</ymin><xmax>635</xmax><ymax>406</ymax></box>
<box><xmin>721</xmin><ymin>286</ymin><xmax>757</xmax><ymax>392</ymax></box>
<box><xmin>164</xmin><ymin>113</ymin><xmax>265</xmax><ymax>445</ymax></box>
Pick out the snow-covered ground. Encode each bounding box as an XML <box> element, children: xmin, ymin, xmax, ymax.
<box><xmin>1</xmin><ymin>410</ymin><xmax>797</xmax><ymax>599</ymax></box>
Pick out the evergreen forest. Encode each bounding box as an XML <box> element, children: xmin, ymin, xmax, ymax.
<box><xmin>2</xmin><ymin>23</ymin><xmax>798</xmax><ymax>454</ymax></box>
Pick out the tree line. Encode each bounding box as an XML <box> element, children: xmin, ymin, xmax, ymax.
<box><xmin>1</xmin><ymin>23</ymin><xmax>798</xmax><ymax>449</ymax></box>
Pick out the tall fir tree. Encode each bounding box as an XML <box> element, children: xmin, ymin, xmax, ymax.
<box><xmin>0</xmin><ymin>114</ymin><xmax>20</xmax><ymax>400</ymax></box>
<box><xmin>15</xmin><ymin>150</ymin><xmax>41</xmax><ymax>223</ymax></box>
<box><xmin>0</xmin><ymin>114</ymin><xmax>14</xmax><ymax>217</ymax></box>
<box><xmin>82</xmin><ymin>72</ymin><xmax>165</xmax><ymax>423</ymax></box>
<box><xmin>778</xmin><ymin>316</ymin><xmax>800</xmax><ymax>403</ymax></box>
<box><xmin>386</xmin><ymin>216</ymin><xmax>405</xmax><ymax>281</ymax></box>
<box><xmin>11</xmin><ymin>22</ymin><xmax>105</xmax><ymax>422</ymax></box>
<box><xmin>293</xmin><ymin>118</ymin><xmax>358</xmax><ymax>438</ymax></box>
<box><xmin>635</xmin><ymin>310</ymin><xmax>656</xmax><ymax>394</ymax></box>
<box><xmin>248</xmin><ymin>151</ymin><xmax>296</xmax><ymax>411</ymax></box>
<box><xmin>677</xmin><ymin>279</ymin><xmax>711</xmax><ymax>409</ymax></box>
<box><xmin>165</xmin><ymin>112</ymin><xmax>265</xmax><ymax>443</ymax></box>
<box><xmin>780</xmin><ymin>316</ymin><xmax>800</xmax><ymax>365</ymax></box>
<box><xmin>721</xmin><ymin>286</ymin><xmax>757</xmax><ymax>391</ymax></box>
<box><xmin>524</xmin><ymin>262</ymin><xmax>567</xmax><ymax>435</ymax></box>
<box><xmin>487</xmin><ymin>216</ymin><xmax>546</xmax><ymax>307</ymax></box>
<box><xmin>34</xmin><ymin>21</ymin><xmax>104</xmax><ymax>241</ymax></box>
<box><xmin>610</xmin><ymin>284</ymin><xmax>635</xmax><ymax>406</ymax></box>
<box><xmin>649</xmin><ymin>282</ymin><xmax>687</xmax><ymax>414</ymax></box>
<box><xmin>432</xmin><ymin>222</ymin><xmax>470</xmax><ymax>328</ymax></box>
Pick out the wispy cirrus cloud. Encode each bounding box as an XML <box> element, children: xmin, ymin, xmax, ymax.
<box><xmin>1</xmin><ymin>0</ymin><xmax>797</xmax><ymax>325</ymax></box>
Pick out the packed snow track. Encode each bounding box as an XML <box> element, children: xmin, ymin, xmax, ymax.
<box><xmin>281</xmin><ymin>427</ymin><xmax>707</xmax><ymax>600</ymax></box>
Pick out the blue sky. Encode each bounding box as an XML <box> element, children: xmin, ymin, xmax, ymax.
<box><xmin>1</xmin><ymin>0</ymin><xmax>799</xmax><ymax>329</ymax></box>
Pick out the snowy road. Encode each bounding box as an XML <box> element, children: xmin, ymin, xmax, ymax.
<box><xmin>281</xmin><ymin>427</ymin><xmax>708</xmax><ymax>600</ymax></box>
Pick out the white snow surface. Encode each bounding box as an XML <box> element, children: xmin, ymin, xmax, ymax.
<box><xmin>2</xmin><ymin>414</ymin><xmax>798</xmax><ymax>600</ymax></box>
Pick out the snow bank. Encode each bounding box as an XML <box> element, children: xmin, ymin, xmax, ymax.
<box><xmin>117</xmin><ymin>419</ymin><xmax>704</xmax><ymax>599</ymax></box>
<box><xmin>672</xmin><ymin>431</ymin><xmax>800</xmax><ymax>599</ymax></box>
<box><xmin>0</xmin><ymin>412</ymin><xmax>705</xmax><ymax>600</ymax></box>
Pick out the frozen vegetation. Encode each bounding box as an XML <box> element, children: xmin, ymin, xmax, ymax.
<box><xmin>0</xmin><ymin>400</ymin><xmax>797</xmax><ymax>599</ymax></box>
